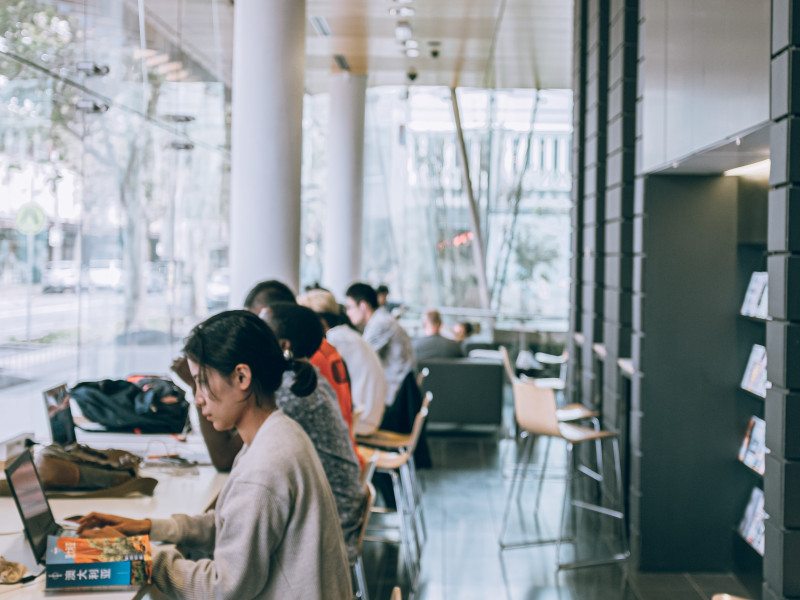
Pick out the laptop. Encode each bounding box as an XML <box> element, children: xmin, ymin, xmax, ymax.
<box><xmin>3</xmin><ymin>448</ymin><xmax>76</xmax><ymax>575</ymax></box>
<box><xmin>43</xmin><ymin>383</ymin><xmax>105</xmax><ymax>445</ymax></box>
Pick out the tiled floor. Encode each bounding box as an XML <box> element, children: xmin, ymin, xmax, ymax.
<box><xmin>361</xmin><ymin>430</ymin><xmax>753</xmax><ymax>600</ymax></box>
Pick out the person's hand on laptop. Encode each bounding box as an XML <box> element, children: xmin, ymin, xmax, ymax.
<box><xmin>77</xmin><ymin>512</ymin><xmax>151</xmax><ymax>538</ymax></box>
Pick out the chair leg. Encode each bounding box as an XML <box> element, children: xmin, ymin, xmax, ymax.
<box><xmin>406</xmin><ymin>455</ymin><xmax>427</xmax><ymax>545</ymax></box>
<box><xmin>390</xmin><ymin>469</ymin><xmax>419</xmax><ymax>587</ymax></box>
<box><xmin>555</xmin><ymin>442</ymin><xmax>574</xmax><ymax>564</ymax></box>
<box><xmin>499</xmin><ymin>433</ymin><xmax>559</xmax><ymax>550</ymax></box>
<box><xmin>514</xmin><ymin>432</ymin><xmax>537</xmax><ymax>504</ymax></box>
<box><xmin>400</xmin><ymin>462</ymin><xmax>423</xmax><ymax>560</ymax></box>
<box><xmin>557</xmin><ymin>437</ymin><xmax>630</xmax><ymax>570</ymax></box>
<box><xmin>353</xmin><ymin>557</ymin><xmax>370</xmax><ymax>600</ymax></box>
<box><xmin>533</xmin><ymin>436</ymin><xmax>552</xmax><ymax>514</ymax></box>
<box><xmin>612</xmin><ymin>437</ymin><xmax>631</xmax><ymax>561</ymax></box>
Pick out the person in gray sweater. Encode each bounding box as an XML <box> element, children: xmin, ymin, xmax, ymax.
<box><xmin>263</xmin><ymin>302</ymin><xmax>366</xmax><ymax>564</ymax></box>
<box><xmin>77</xmin><ymin>310</ymin><xmax>352</xmax><ymax>599</ymax></box>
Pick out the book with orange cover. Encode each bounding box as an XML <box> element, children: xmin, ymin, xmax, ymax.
<box><xmin>45</xmin><ymin>534</ymin><xmax>151</xmax><ymax>590</ymax></box>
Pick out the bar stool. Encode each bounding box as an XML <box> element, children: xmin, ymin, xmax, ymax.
<box><xmin>499</xmin><ymin>346</ymin><xmax>599</xmax><ymax>494</ymax></box>
<box><xmin>498</xmin><ymin>373</ymin><xmax>629</xmax><ymax>570</ymax></box>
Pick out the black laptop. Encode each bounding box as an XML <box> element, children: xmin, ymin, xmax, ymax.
<box><xmin>3</xmin><ymin>448</ymin><xmax>75</xmax><ymax>575</ymax></box>
<box><xmin>43</xmin><ymin>383</ymin><xmax>105</xmax><ymax>445</ymax></box>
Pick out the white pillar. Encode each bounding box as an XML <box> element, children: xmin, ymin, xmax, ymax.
<box><xmin>229</xmin><ymin>0</ymin><xmax>305</xmax><ymax>306</ymax></box>
<box><xmin>323</xmin><ymin>72</ymin><xmax>367</xmax><ymax>300</ymax></box>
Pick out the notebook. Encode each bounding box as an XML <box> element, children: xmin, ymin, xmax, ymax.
<box><xmin>3</xmin><ymin>448</ymin><xmax>76</xmax><ymax>575</ymax></box>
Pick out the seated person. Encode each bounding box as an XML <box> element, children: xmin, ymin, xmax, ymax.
<box><xmin>262</xmin><ymin>302</ymin><xmax>366</xmax><ymax>564</ymax></box>
<box><xmin>345</xmin><ymin>282</ymin><xmax>415</xmax><ymax>412</ymax></box>
<box><xmin>413</xmin><ymin>309</ymin><xmax>465</xmax><ymax>360</ymax></box>
<box><xmin>244</xmin><ymin>280</ymin><xmax>355</xmax><ymax>438</ymax></box>
<box><xmin>452</xmin><ymin>321</ymin><xmax>474</xmax><ymax>342</ymax></box>
<box><xmin>78</xmin><ymin>310</ymin><xmax>351</xmax><ymax>599</ymax></box>
<box><xmin>298</xmin><ymin>288</ymin><xmax>388</xmax><ymax>436</ymax></box>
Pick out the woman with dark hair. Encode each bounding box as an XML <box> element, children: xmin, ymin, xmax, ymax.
<box><xmin>77</xmin><ymin>310</ymin><xmax>352</xmax><ymax>599</ymax></box>
<box><xmin>261</xmin><ymin>302</ymin><xmax>366</xmax><ymax>565</ymax></box>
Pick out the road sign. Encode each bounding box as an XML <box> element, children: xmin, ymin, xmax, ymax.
<box><xmin>15</xmin><ymin>203</ymin><xmax>46</xmax><ymax>235</ymax></box>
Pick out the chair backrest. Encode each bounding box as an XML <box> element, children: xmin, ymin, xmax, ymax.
<box><xmin>359</xmin><ymin>446</ymin><xmax>379</xmax><ymax>486</ymax></box>
<box><xmin>416</xmin><ymin>367</ymin><xmax>429</xmax><ymax>389</ymax></box>
<box><xmin>499</xmin><ymin>345</ymin><xmax>516</xmax><ymax>382</ymax></box>
<box><xmin>511</xmin><ymin>378</ymin><xmax>562</xmax><ymax>437</ymax></box>
<box><xmin>354</xmin><ymin>482</ymin><xmax>376</xmax><ymax>558</ymax></box>
<box><xmin>390</xmin><ymin>586</ymin><xmax>402</xmax><ymax>600</ymax></box>
<box><xmin>406</xmin><ymin>391</ymin><xmax>432</xmax><ymax>453</ymax></box>
<box><xmin>351</xmin><ymin>407</ymin><xmax>364</xmax><ymax>431</ymax></box>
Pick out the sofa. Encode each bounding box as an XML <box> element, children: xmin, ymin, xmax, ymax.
<box><xmin>416</xmin><ymin>357</ymin><xmax>505</xmax><ymax>428</ymax></box>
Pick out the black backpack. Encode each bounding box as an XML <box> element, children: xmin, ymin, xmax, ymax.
<box><xmin>69</xmin><ymin>377</ymin><xmax>190</xmax><ymax>434</ymax></box>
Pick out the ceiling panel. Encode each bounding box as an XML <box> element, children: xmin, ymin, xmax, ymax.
<box><xmin>140</xmin><ymin>0</ymin><xmax>573</xmax><ymax>94</ymax></box>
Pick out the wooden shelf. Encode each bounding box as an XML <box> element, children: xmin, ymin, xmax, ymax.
<box><xmin>738</xmin><ymin>314</ymin><xmax>770</xmax><ymax>324</ymax></box>
<box><xmin>592</xmin><ymin>343</ymin><xmax>607</xmax><ymax>360</ymax></box>
<box><xmin>737</xmin><ymin>459</ymin><xmax>764</xmax><ymax>478</ymax></box>
<box><xmin>740</xmin><ymin>386</ymin><xmax>767</xmax><ymax>400</ymax></box>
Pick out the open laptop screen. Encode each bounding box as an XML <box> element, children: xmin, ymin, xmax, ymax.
<box><xmin>43</xmin><ymin>384</ymin><xmax>76</xmax><ymax>448</ymax></box>
<box><xmin>4</xmin><ymin>449</ymin><xmax>61</xmax><ymax>564</ymax></box>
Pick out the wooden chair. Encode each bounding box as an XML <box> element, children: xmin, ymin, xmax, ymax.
<box><xmin>499</xmin><ymin>346</ymin><xmax>599</xmax><ymax>506</ymax></box>
<box><xmin>360</xmin><ymin>445</ymin><xmax>379</xmax><ymax>486</ymax></box>
<box><xmin>357</xmin><ymin>391</ymin><xmax>432</xmax><ymax>549</ymax></box>
<box><xmin>352</xmin><ymin>482</ymin><xmax>376</xmax><ymax>600</ymax></box>
<box><xmin>498</xmin><ymin>371</ymin><xmax>630</xmax><ymax>570</ymax></box>
<box><xmin>357</xmin><ymin>392</ymin><xmax>432</xmax><ymax>591</ymax></box>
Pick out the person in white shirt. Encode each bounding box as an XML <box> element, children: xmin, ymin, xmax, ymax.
<box><xmin>344</xmin><ymin>282</ymin><xmax>415</xmax><ymax>410</ymax></box>
<box><xmin>298</xmin><ymin>288</ymin><xmax>388</xmax><ymax>435</ymax></box>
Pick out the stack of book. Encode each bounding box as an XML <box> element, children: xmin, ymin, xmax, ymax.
<box><xmin>45</xmin><ymin>535</ymin><xmax>152</xmax><ymax>590</ymax></box>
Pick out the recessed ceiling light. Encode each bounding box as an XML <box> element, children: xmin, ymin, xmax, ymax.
<box><xmin>404</xmin><ymin>40</ymin><xmax>419</xmax><ymax>49</ymax></box>
<box><xmin>309</xmin><ymin>16</ymin><xmax>332</xmax><ymax>37</ymax></box>
<box><xmin>724</xmin><ymin>159</ymin><xmax>771</xmax><ymax>177</ymax></box>
<box><xmin>389</xmin><ymin>6</ymin><xmax>415</xmax><ymax>17</ymax></box>
<box><xmin>395</xmin><ymin>21</ymin><xmax>413</xmax><ymax>41</ymax></box>
<box><xmin>405</xmin><ymin>48</ymin><xmax>420</xmax><ymax>58</ymax></box>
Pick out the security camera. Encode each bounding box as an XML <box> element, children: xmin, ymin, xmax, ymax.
<box><xmin>407</xmin><ymin>68</ymin><xmax>418</xmax><ymax>82</ymax></box>
<box><xmin>431</xmin><ymin>48</ymin><xmax>439</xmax><ymax>59</ymax></box>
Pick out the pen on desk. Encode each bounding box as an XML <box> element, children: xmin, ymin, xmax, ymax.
<box><xmin>148</xmin><ymin>453</ymin><xmax>180</xmax><ymax>459</ymax></box>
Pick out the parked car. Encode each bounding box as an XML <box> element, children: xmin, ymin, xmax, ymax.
<box><xmin>42</xmin><ymin>261</ymin><xmax>80</xmax><ymax>293</ymax></box>
<box><xmin>88</xmin><ymin>259</ymin><xmax>123</xmax><ymax>291</ymax></box>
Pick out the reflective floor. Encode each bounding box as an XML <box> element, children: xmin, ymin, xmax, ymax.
<box><xmin>361</xmin><ymin>430</ymin><xmax>753</xmax><ymax>600</ymax></box>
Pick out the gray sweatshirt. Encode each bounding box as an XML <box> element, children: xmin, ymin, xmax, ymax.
<box><xmin>149</xmin><ymin>410</ymin><xmax>352</xmax><ymax>599</ymax></box>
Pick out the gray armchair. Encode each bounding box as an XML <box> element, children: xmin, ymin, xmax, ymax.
<box><xmin>416</xmin><ymin>357</ymin><xmax>504</xmax><ymax>427</ymax></box>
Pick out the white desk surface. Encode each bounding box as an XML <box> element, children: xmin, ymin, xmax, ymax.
<box><xmin>0</xmin><ymin>434</ymin><xmax>226</xmax><ymax>598</ymax></box>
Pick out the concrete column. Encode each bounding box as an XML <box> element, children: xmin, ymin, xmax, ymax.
<box><xmin>229</xmin><ymin>0</ymin><xmax>305</xmax><ymax>306</ymax></box>
<box><xmin>323</xmin><ymin>72</ymin><xmax>367</xmax><ymax>300</ymax></box>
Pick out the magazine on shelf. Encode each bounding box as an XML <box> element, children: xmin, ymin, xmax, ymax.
<box><xmin>740</xmin><ymin>272</ymin><xmax>768</xmax><ymax>318</ymax></box>
<box><xmin>45</xmin><ymin>534</ymin><xmax>152</xmax><ymax>590</ymax></box>
<box><xmin>738</xmin><ymin>487</ymin><xmax>767</xmax><ymax>556</ymax></box>
<box><xmin>738</xmin><ymin>416</ymin><xmax>767</xmax><ymax>475</ymax></box>
<box><xmin>740</xmin><ymin>344</ymin><xmax>769</xmax><ymax>397</ymax></box>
